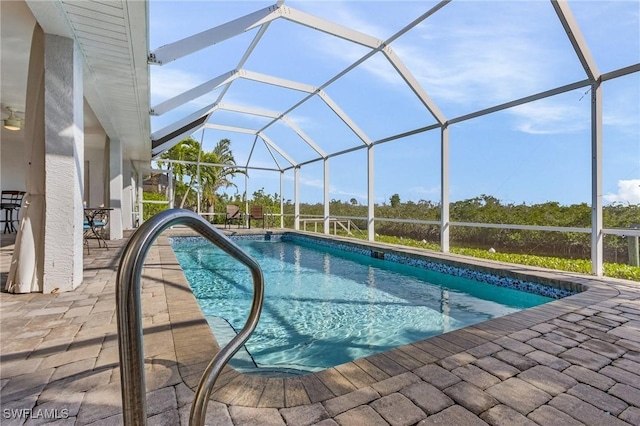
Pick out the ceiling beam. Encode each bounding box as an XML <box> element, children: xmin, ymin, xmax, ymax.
<box><xmin>259</xmin><ymin>133</ymin><xmax>298</xmax><ymax>166</ymax></box>
<box><xmin>217</xmin><ymin>104</ymin><xmax>326</xmax><ymax>157</ymax></box>
<box><xmin>551</xmin><ymin>0</ymin><xmax>600</xmax><ymax>82</ymax></box>
<box><xmin>281</xmin><ymin>6</ymin><xmax>381</xmax><ymax>49</ymax></box>
<box><xmin>149</xmin><ymin>4</ymin><xmax>281</xmax><ymax>65</ymax></box>
<box><xmin>150</xmin><ymin>70</ymin><xmax>236</xmax><ymax>116</ymax></box>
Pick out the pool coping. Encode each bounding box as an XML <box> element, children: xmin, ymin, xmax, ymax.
<box><xmin>161</xmin><ymin>227</ymin><xmax>620</xmax><ymax>408</ymax></box>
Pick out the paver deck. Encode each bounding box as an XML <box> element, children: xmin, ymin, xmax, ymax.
<box><xmin>2</xmin><ymin>228</ymin><xmax>640</xmax><ymax>425</ymax></box>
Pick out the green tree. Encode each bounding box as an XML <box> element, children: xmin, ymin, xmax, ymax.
<box><xmin>199</xmin><ymin>139</ymin><xmax>245</xmax><ymax>213</ymax></box>
<box><xmin>158</xmin><ymin>137</ymin><xmax>201</xmax><ymax>208</ymax></box>
<box><xmin>390</xmin><ymin>193</ymin><xmax>401</xmax><ymax>208</ymax></box>
<box><xmin>158</xmin><ymin>137</ymin><xmax>244</xmax><ymax>211</ymax></box>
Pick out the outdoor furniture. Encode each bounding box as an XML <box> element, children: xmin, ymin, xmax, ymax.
<box><xmin>249</xmin><ymin>205</ymin><xmax>264</xmax><ymax>229</ymax></box>
<box><xmin>1</xmin><ymin>190</ymin><xmax>25</xmax><ymax>233</ymax></box>
<box><xmin>225</xmin><ymin>205</ymin><xmax>243</xmax><ymax>228</ymax></box>
<box><xmin>83</xmin><ymin>207</ymin><xmax>112</xmax><ymax>253</ymax></box>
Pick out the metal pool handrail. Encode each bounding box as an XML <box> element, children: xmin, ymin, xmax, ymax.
<box><xmin>116</xmin><ymin>209</ymin><xmax>264</xmax><ymax>426</ymax></box>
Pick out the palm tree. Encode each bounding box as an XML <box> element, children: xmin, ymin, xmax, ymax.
<box><xmin>158</xmin><ymin>137</ymin><xmax>202</xmax><ymax>208</ymax></box>
<box><xmin>200</xmin><ymin>139</ymin><xmax>245</xmax><ymax>214</ymax></box>
<box><xmin>158</xmin><ymin>137</ymin><xmax>244</xmax><ymax>212</ymax></box>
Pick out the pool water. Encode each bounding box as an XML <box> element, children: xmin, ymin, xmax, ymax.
<box><xmin>170</xmin><ymin>237</ymin><xmax>552</xmax><ymax>374</ymax></box>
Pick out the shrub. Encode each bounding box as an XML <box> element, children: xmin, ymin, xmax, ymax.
<box><xmin>142</xmin><ymin>192</ymin><xmax>169</xmax><ymax>221</ymax></box>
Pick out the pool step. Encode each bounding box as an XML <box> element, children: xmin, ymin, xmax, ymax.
<box><xmin>205</xmin><ymin>316</ymin><xmax>311</xmax><ymax>377</ymax></box>
<box><xmin>205</xmin><ymin>316</ymin><xmax>258</xmax><ymax>369</ymax></box>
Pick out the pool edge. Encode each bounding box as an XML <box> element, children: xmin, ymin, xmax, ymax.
<box><xmin>159</xmin><ymin>227</ymin><xmax>622</xmax><ymax>408</ymax></box>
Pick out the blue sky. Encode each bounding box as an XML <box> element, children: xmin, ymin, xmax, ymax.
<box><xmin>149</xmin><ymin>1</ymin><xmax>639</xmax><ymax>206</ymax></box>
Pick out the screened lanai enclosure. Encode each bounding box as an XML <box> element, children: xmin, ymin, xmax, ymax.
<box><xmin>145</xmin><ymin>0</ymin><xmax>639</xmax><ymax>278</ymax></box>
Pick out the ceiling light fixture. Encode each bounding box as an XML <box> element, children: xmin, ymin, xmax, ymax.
<box><xmin>4</xmin><ymin>107</ymin><xmax>22</xmax><ymax>131</ymax></box>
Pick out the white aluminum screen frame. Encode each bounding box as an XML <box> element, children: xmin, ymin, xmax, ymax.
<box><xmin>149</xmin><ymin>0</ymin><xmax>640</xmax><ymax>276</ymax></box>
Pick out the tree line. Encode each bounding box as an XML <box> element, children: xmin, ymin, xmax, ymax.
<box><xmin>278</xmin><ymin>194</ymin><xmax>638</xmax><ymax>264</ymax></box>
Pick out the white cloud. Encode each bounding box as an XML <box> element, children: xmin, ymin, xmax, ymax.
<box><xmin>404</xmin><ymin>29</ymin><xmax>553</xmax><ymax>108</ymax></box>
<box><xmin>290</xmin><ymin>3</ymin><xmax>630</xmax><ymax>140</ymax></box>
<box><xmin>509</xmin><ymin>100</ymin><xmax>589</xmax><ymax>135</ymax></box>
<box><xmin>604</xmin><ymin>112</ymin><xmax>637</xmax><ymax>128</ymax></box>
<box><xmin>150</xmin><ymin>68</ymin><xmax>201</xmax><ymax>101</ymax></box>
<box><xmin>300</xmin><ymin>177</ymin><xmax>324</xmax><ymax>189</ymax></box>
<box><xmin>285</xmin><ymin>112</ymin><xmax>315</xmax><ymax>129</ymax></box>
<box><xmin>304</xmin><ymin>1</ymin><xmax>581</xmax><ymax>122</ymax></box>
<box><xmin>295</xmin><ymin>1</ymin><xmax>390</xmax><ymax>40</ymax></box>
<box><xmin>396</xmin><ymin>4</ymin><xmax>560</xmax><ymax>104</ymax></box>
<box><xmin>602</xmin><ymin>84</ymin><xmax>640</xmax><ymax>137</ymax></box>
<box><xmin>409</xmin><ymin>185</ymin><xmax>439</xmax><ymax>196</ymax></box>
<box><xmin>296</xmin><ymin>2</ymin><xmax>402</xmax><ymax>84</ymax></box>
<box><xmin>150</xmin><ymin>68</ymin><xmax>219</xmax><ymax>109</ymax></box>
<box><xmin>604</xmin><ymin>179</ymin><xmax>640</xmax><ymax>205</ymax></box>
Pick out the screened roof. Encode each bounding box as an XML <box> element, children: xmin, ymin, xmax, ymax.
<box><xmin>148</xmin><ymin>0</ymin><xmax>639</xmax><ymax>205</ymax></box>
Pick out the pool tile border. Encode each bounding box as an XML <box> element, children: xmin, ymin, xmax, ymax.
<box><xmin>279</xmin><ymin>233</ymin><xmax>578</xmax><ymax>299</ymax></box>
<box><xmin>172</xmin><ymin>230</ymin><xmax>584</xmax><ymax>299</ymax></box>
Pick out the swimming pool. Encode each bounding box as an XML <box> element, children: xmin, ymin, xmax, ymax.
<box><xmin>170</xmin><ymin>234</ymin><xmax>558</xmax><ymax>375</ymax></box>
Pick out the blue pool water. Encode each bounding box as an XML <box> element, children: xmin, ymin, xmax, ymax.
<box><xmin>170</xmin><ymin>236</ymin><xmax>553</xmax><ymax>374</ymax></box>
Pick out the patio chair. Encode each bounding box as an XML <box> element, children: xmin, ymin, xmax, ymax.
<box><xmin>1</xmin><ymin>190</ymin><xmax>26</xmax><ymax>233</ymax></box>
<box><xmin>225</xmin><ymin>204</ymin><xmax>243</xmax><ymax>228</ymax></box>
<box><xmin>249</xmin><ymin>205</ymin><xmax>264</xmax><ymax>229</ymax></box>
<box><xmin>83</xmin><ymin>207</ymin><xmax>110</xmax><ymax>253</ymax></box>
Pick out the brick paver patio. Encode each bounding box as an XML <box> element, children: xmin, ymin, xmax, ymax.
<box><xmin>2</xmin><ymin>229</ymin><xmax>640</xmax><ymax>425</ymax></box>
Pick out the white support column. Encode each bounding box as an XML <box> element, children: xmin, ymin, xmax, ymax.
<box><xmin>109</xmin><ymin>138</ymin><xmax>123</xmax><ymax>239</ymax></box>
<box><xmin>42</xmin><ymin>35</ymin><xmax>83</xmax><ymax>293</ymax></box>
<box><xmin>245</xmin><ymin>172</ymin><xmax>249</xmax><ymax>227</ymax></box>
<box><xmin>323</xmin><ymin>158</ymin><xmax>330</xmax><ymax>234</ymax></box>
<box><xmin>196</xmin><ymin>151</ymin><xmax>201</xmax><ymax>215</ymax></box>
<box><xmin>122</xmin><ymin>160</ymin><xmax>133</xmax><ymax>229</ymax></box>
<box><xmin>129</xmin><ymin>163</ymin><xmax>137</xmax><ymax>226</ymax></box>
<box><xmin>552</xmin><ymin>0</ymin><xmax>603</xmax><ymax>276</ymax></box>
<box><xmin>168</xmin><ymin>165</ymin><xmax>174</xmax><ymax>209</ymax></box>
<box><xmin>367</xmin><ymin>145</ymin><xmax>375</xmax><ymax>241</ymax></box>
<box><xmin>294</xmin><ymin>166</ymin><xmax>300</xmax><ymax>231</ymax></box>
<box><xmin>440</xmin><ymin>124</ymin><xmax>450</xmax><ymax>253</ymax></box>
<box><xmin>280</xmin><ymin>171</ymin><xmax>284</xmax><ymax>228</ymax></box>
<box><xmin>137</xmin><ymin>166</ymin><xmax>144</xmax><ymax>225</ymax></box>
<box><xmin>591</xmin><ymin>82</ymin><xmax>604</xmax><ymax>276</ymax></box>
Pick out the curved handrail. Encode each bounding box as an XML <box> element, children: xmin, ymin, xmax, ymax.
<box><xmin>116</xmin><ymin>209</ymin><xmax>264</xmax><ymax>426</ymax></box>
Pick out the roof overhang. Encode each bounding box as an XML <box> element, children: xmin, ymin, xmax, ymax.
<box><xmin>26</xmin><ymin>0</ymin><xmax>151</xmax><ymax>161</ymax></box>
